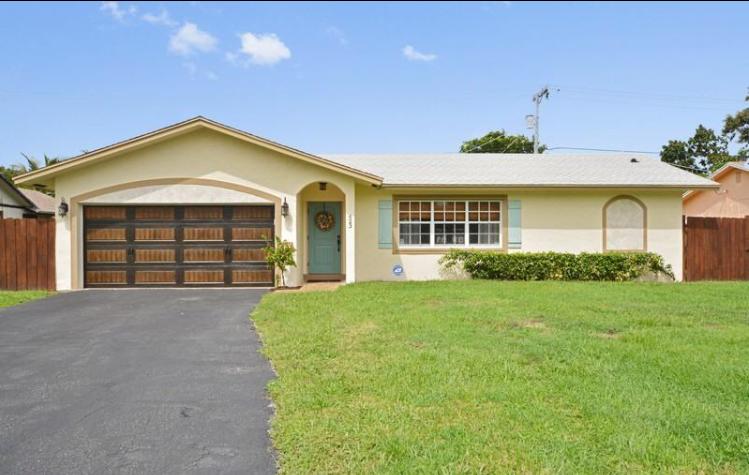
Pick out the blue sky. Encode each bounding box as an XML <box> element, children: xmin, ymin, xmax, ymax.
<box><xmin>1</xmin><ymin>1</ymin><xmax>747</xmax><ymax>167</ymax></box>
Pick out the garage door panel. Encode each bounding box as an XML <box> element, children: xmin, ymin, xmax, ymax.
<box><xmin>233</xmin><ymin>269</ymin><xmax>273</xmax><ymax>284</ymax></box>
<box><xmin>134</xmin><ymin>206</ymin><xmax>175</xmax><ymax>221</ymax></box>
<box><xmin>134</xmin><ymin>228</ymin><xmax>176</xmax><ymax>241</ymax></box>
<box><xmin>135</xmin><ymin>270</ymin><xmax>176</xmax><ymax>284</ymax></box>
<box><xmin>184</xmin><ymin>248</ymin><xmax>225</xmax><ymax>263</ymax></box>
<box><xmin>135</xmin><ymin>249</ymin><xmax>176</xmax><ymax>263</ymax></box>
<box><xmin>233</xmin><ymin>248</ymin><xmax>266</xmax><ymax>262</ymax></box>
<box><xmin>183</xmin><ymin>227</ymin><xmax>224</xmax><ymax>241</ymax></box>
<box><xmin>233</xmin><ymin>206</ymin><xmax>273</xmax><ymax>221</ymax></box>
<box><xmin>86</xmin><ymin>228</ymin><xmax>127</xmax><ymax>241</ymax></box>
<box><xmin>84</xmin><ymin>205</ymin><xmax>273</xmax><ymax>287</ymax></box>
<box><xmin>86</xmin><ymin>249</ymin><xmax>127</xmax><ymax>263</ymax></box>
<box><xmin>184</xmin><ymin>269</ymin><xmax>225</xmax><ymax>284</ymax></box>
<box><xmin>85</xmin><ymin>207</ymin><xmax>127</xmax><ymax>220</ymax></box>
<box><xmin>184</xmin><ymin>206</ymin><xmax>223</xmax><ymax>220</ymax></box>
<box><xmin>232</xmin><ymin>227</ymin><xmax>272</xmax><ymax>241</ymax></box>
<box><xmin>87</xmin><ymin>270</ymin><xmax>127</xmax><ymax>285</ymax></box>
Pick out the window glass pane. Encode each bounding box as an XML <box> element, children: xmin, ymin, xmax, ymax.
<box><xmin>420</xmin><ymin>202</ymin><xmax>432</xmax><ymax>221</ymax></box>
<box><xmin>435</xmin><ymin>222</ymin><xmax>465</xmax><ymax>245</ymax></box>
<box><xmin>419</xmin><ymin>223</ymin><xmax>430</xmax><ymax>244</ymax></box>
<box><xmin>399</xmin><ymin>223</ymin><xmax>409</xmax><ymax>244</ymax></box>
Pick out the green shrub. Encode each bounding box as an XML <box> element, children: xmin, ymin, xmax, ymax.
<box><xmin>264</xmin><ymin>237</ymin><xmax>297</xmax><ymax>287</ymax></box>
<box><xmin>440</xmin><ymin>250</ymin><xmax>673</xmax><ymax>282</ymax></box>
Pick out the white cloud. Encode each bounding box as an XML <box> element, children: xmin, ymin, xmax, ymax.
<box><xmin>142</xmin><ymin>9</ymin><xmax>177</xmax><ymax>27</ymax></box>
<box><xmin>229</xmin><ymin>32</ymin><xmax>291</xmax><ymax>66</ymax></box>
<box><xmin>169</xmin><ymin>22</ymin><xmax>218</xmax><ymax>56</ymax></box>
<box><xmin>325</xmin><ymin>26</ymin><xmax>347</xmax><ymax>46</ymax></box>
<box><xmin>100</xmin><ymin>1</ymin><xmax>136</xmax><ymax>22</ymax></box>
<box><xmin>402</xmin><ymin>45</ymin><xmax>437</xmax><ymax>62</ymax></box>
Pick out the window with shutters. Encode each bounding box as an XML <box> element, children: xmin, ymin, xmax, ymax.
<box><xmin>397</xmin><ymin>199</ymin><xmax>502</xmax><ymax>248</ymax></box>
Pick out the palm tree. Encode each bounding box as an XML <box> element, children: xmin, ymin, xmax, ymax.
<box><xmin>15</xmin><ymin>153</ymin><xmax>63</xmax><ymax>173</ymax></box>
<box><xmin>9</xmin><ymin>153</ymin><xmax>64</xmax><ymax>195</ymax></box>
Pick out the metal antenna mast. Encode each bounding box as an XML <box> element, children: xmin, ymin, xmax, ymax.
<box><xmin>529</xmin><ymin>86</ymin><xmax>554</xmax><ymax>154</ymax></box>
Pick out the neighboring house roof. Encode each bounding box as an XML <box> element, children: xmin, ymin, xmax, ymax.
<box><xmin>14</xmin><ymin>116</ymin><xmax>383</xmax><ymax>186</ymax></box>
<box><xmin>683</xmin><ymin>161</ymin><xmax>749</xmax><ymax>201</ymax></box>
<box><xmin>13</xmin><ymin>116</ymin><xmax>718</xmax><ymax>190</ymax></box>
<box><xmin>0</xmin><ymin>174</ymin><xmax>38</xmax><ymax>212</ymax></box>
<box><xmin>323</xmin><ymin>153</ymin><xmax>719</xmax><ymax>188</ymax></box>
<box><xmin>20</xmin><ymin>188</ymin><xmax>55</xmax><ymax>214</ymax></box>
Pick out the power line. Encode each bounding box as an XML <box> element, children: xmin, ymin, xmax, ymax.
<box><xmin>549</xmin><ymin>84</ymin><xmax>742</xmax><ymax>104</ymax></box>
<box><xmin>548</xmin><ymin>147</ymin><xmax>711</xmax><ymax>174</ymax></box>
<box><xmin>547</xmin><ymin>146</ymin><xmax>658</xmax><ymax>154</ymax></box>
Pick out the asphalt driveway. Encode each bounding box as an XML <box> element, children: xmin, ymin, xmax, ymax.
<box><xmin>0</xmin><ymin>289</ymin><xmax>276</xmax><ymax>474</ymax></box>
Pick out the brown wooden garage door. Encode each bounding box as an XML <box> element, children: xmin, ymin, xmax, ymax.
<box><xmin>84</xmin><ymin>205</ymin><xmax>274</xmax><ymax>287</ymax></box>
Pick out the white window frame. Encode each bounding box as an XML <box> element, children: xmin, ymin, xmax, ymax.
<box><xmin>397</xmin><ymin>199</ymin><xmax>503</xmax><ymax>249</ymax></box>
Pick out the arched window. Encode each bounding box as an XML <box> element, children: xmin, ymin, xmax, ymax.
<box><xmin>603</xmin><ymin>195</ymin><xmax>646</xmax><ymax>251</ymax></box>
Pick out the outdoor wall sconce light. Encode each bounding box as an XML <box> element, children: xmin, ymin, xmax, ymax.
<box><xmin>319</xmin><ymin>182</ymin><xmax>327</xmax><ymax>191</ymax></box>
<box><xmin>281</xmin><ymin>197</ymin><xmax>289</xmax><ymax>217</ymax></box>
<box><xmin>58</xmin><ymin>198</ymin><xmax>69</xmax><ymax>217</ymax></box>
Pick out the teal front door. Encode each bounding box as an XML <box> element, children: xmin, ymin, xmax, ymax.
<box><xmin>308</xmin><ymin>202</ymin><xmax>341</xmax><ymax>274</ymax></box>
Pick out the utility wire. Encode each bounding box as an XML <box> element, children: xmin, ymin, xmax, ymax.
<box><xmin>547</xmin><ymin>146</ymin><xmax>658</xmax><ymax>154</ymax></box>
<box><xmin>548</xmin><ymin>146</ymin><xmax>710</xmax><ymax>173</ymax></box>
<box><xmin>549</xmin><ymin>84</ymin><xmax>741</xmax><ymax>104</ymax></box>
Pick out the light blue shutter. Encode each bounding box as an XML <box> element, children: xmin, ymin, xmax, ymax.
<box><xmin>378</xmin><ymin>200</ymin><xmax>393</xmax><ymax>249</ymax></box>
<box><xmin>508</xmin><ymin>200</ymin><xmax>521</xmax><ymax>249</ymax></box>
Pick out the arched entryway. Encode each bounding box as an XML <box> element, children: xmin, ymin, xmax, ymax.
<box><xmin>297</xmin><ymin>181</ymin><xmax>347</xmax><ymax>281</ymax></box>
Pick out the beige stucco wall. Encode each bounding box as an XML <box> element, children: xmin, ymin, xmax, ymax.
<box><xmin>683</xmin><ymin>167</ymin><xmax>749</xmax><ymax>218</ymax></box>
<box><xmin>50</xmin><ymin>128</ymin><xmax>358</xmax><ymax>290</ymax></box>
<box><xmin>355</xmin><ymin>185</ymin><xmax>685</xmax><ymax>281</ymax></box>
<box><xmin>46</xmin><ymin>126</ymin><xmax>688</xmax><ymax>288</ymax></box>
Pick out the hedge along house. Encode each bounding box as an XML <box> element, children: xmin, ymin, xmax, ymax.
<box><xmin>14</xmin><ymin>117</ymin><xmax>717</xmax><ymax>289</ymax></box>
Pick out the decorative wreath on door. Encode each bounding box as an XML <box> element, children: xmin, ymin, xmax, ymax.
<box><xmin>315</xmin><ymin>211</ymin><xmax>335</xmax><ymax>231</ymax></box>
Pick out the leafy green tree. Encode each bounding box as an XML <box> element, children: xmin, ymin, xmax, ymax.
<box><xmin>661</xmin><ymin>89</ymin><xmax>749</xmax><ymax>175</ymax></box>
<box><xmin>660</xmin><ymin>125</ymin><xmax>732</xmax><ymax>175</ymax></box>
<box><xmin>460</xmin><ymin>130</ymin><xmax>544</xmax><ymax>153</ymax></box>
<box><xmin>723</xmin><ymin>90</ymin><xmax>749</xmax><ymax>157</ymax></box>
<box><xmin>0</xmin><ymin>165</ymin><xmax>16</xmax><ymax>181</ymax></box>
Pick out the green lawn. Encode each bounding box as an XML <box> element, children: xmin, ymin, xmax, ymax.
<box><xmin>252</xmin><ymin>281</ymin><xmax>749</xmax><ymax>474</ymax></box>
<box><xmin>0</xmin><ymin>290</ymin><xmax>51</xmax><ymax>308</ymax></box>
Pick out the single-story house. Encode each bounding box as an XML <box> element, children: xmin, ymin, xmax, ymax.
<box><xmin>1</xmin><ymin>174</ymin><xmax>55</xmax><ymax>219</ymax></box>
<box><xmin>683</xmin><ymin>161</ymin><xmax>749</xmax><ymax>217</ymax></box>
<box><xmin>14</xmin><ymin>117</ymin><xmax>717</xmax><ymax>289</ymax></box>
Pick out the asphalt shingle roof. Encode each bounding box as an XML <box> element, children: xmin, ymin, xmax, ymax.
<box><xmin>21</xmin><ymin>189</ymin><xmax>56</xmax><ymax>214</ymax></box>
<box><xmin>321</xmin><ymin>153</ymin><xmax>718</xmax><ymax>188</ymax></box>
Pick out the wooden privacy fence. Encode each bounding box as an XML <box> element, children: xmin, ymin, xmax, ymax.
<box><xmin>683</xmin><ymin>215</ymin><xmax>749</xmax><ymax>281</ymax></box>
<box><xmin>0</xmin><ymin>218</ymin><xmax>56</xmax><ymax>290</ymax></box>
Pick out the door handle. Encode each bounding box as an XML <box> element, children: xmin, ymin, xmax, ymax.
<box><xmin>337</xmin><ymin>235</ymin><xmax>341</xmax><ymax>253</ymax></box>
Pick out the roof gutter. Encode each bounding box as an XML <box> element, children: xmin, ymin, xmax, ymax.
<box><xmin>380</xmin><ymin>183</ymin><xmax>720</xmax><ymax>189</ymax></box>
